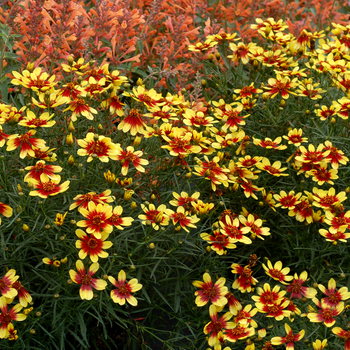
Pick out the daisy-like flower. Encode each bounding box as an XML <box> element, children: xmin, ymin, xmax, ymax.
<box><xmin>233</xmin><ymin>304</ymin><xmax>258</xmax><ymax>328</ymax></box>
<box><xmin>323</xmin><ymin>140</ymin><xmax>349</xmax><ymax>169</ymax></box>
<box><xmin>274</xmin><ymin>190</ymin><xmax>302</xmax><ymax>209</ymax></box>
<box><xmin>107</xmin><ymin>206</ymin><xmax>134</xmax><ymax>230</ymax></box>
<box><xmin>228</xmin><ymin>41</ymin><xmax>258</xmax><ymax>64</ymax></box>
<box><xmin>204</xmin><ymin>304</ymin><xmax>234</xmax><ymax>347</ymax></box>
<box><xmin>219</xmin><ymin>216</ymin><xmax>251</xmax><ymax>244</ymax></box>
<box><xmin>11</xmin><ymin>67</ymin><xmax>57</xmax><ymax>92</ymax></box>
<box><xmin>214</xmin><ymin>104</ymin><xmax>249</xmax><ymax>132</ymax></box>
<box><xmin>32</xmin><ymin>146</ymin><xmax>57</xmax><ymax>162</ymax></box>
<box><xmin>325</xmin><ymin>207</ymin><xmax>350</xmax><ymax>230</ymax></box>
<box><xmin>9</xmin><ymin>281</ymin><xmax>32</xmax><ymax>307</ymax></box>
<box><xmin>162</xmin><ymin>127</ymin><xmax>201</xmax><ymax>156</ymax></box>
<box><xmin>295</xmin><ymin>144</ymin><xmax>330</xmax><ymax>169</ymax></box>
<box><xmin>0</xmin><ymin>296</ymin><xmax>26</xmax><ymax>339</ymax></box>
<box><xmin>169</xmin><ymin>191</ymin><xmax>200</xmax><ymax>210</ymax></box>
<box><xmin>332</xmin><ymin>327</ymin><xmax>350</xmax><ymax>350</ymax></box>
<box><xmin>256</xmin><ymin>158</ymin><xmax>289</xmax><ymax>177</ymax></box>
<box><xmin>225</xmin><ymin>323</ymin><xmax>255</xmax><ymax>343</ymax></box>
<box><xmin>63</xmin><ymin>98</ymin><xmax>97</xmax><ymax>122</ymax></box>
<box><xmin>69</xmin><ymin>260</ymin><xmax>107</xmax><ymax>300</ymax></box>
<box><xmin>319</xmin><ymin>228</ymin><xmax>350</xmax><ymax>242</ymax></box>
<box><xmin>312</xmin><ymin>339</ymin><xmax>328</xmax><ymax>350</ymax></box>
<box><xmin>124</xmin><ymin>86</ymin><xmax>163</xmax><ymax>108</ymax></box>
<box><xmin>29</xmin><ymin>174</ymin><xmax>70</xmax><ymax>199</ymax></box>
<box><xmin>183</xmin><ymin>109</ymin><xmax>217</xmax><ymax>127</ymax></box>
<box><xmin>234</xmin><ymin>83</ymin><xmax>262</xmax><ymax>99</ymax></box>
<box><xmin>115</xmin><ymin>146</ymin><xmax>149</xmax><ymax>176</ymax></box>
<box><xmin>118</xmin><ymin>108</ymin><xmax>146</xmax><ymax>136</ymax></box>
<box><xmin>165</xmin><ymin>206</ymin><xmax>200</xmax><ymax>232</ymax></box>
<box><xmin>200</xmin><ymin>229</ymin><xmax>237</xmax><ymax>255</ymax></box>
<box><xmin>263</xmin><ymin>74</ymin><xmax>299</xmax><ymax>99</ymax></box>
<box><xmin>307</xmin><ymin>298</ymin><xmax>344</xmax><ymax>327</ymax></box>
<box><xmin>253</xmin><ymin>136</ymin><xmax>287</xmax><ymax>150</ymax></box>
<box><xmin>138</xmin><ymin>203</ymin><xmax>169</xmax><ymax>231</ymax></box>
<box><xmin>317</xmin><ymin>278</ymin><xmax>350</xmax><ymax>307</ymax></box>
<box><xmin>101</xmin><ymin>90</ymin><xmax>125</xmax><ymax>116</ymax></box>
<box><xmin>192</xmin><ymin>200</ymin><xmax>215</xmax><ymax>215</ymax></box>
<box><xmin>69</xmin><ymin>190</ymin><xmax>115</xmax><ymax>212</ymax></box>
<box><xmin>24</xmin><ymin>160</ymin><xmax>62</xmax><ymax>182</ymax></box>
<box><xmin>188</xmin><ymin>39</ymin><xmax>217</xmax><ymax>52</ymax></box>
<box><xmin>0</xmin><ymin>203</ymin><xmax>13</xmax><ymax>226</ymax></box>
<box><xmin>231</xmin><ymin>264</ymin><xmax>258</xmax><ymax>293</ymax></box>
<box><xmin>108</xmin><ymin>270</ymin><xmax>142</xmax><ymax>306</ymax></box>
<box><xmin>18</xmin><ymin>110</ymin><xmax>55</xmax><ymax>128</ymax></box>
<box><xmin>312</xmin><ymin>187</ymin><xmax>347</xmax><ymax>211</ymax></box>
<box><xmin>77</xmin><ymin>202</ymin><xmax>113</xmax><ymax>238</ymax></box>
<box><xmin>0</xmin><ymin>126</ymin><xmax>9</xmax><ymax>147</ymax></box>
<box><xmin>283</xmin><ymin>128</ymin><xmax>308</xmax><ymax>146</ymax></box>
<box><xmin>308</xmin><ymin>162</ymin><xmax>338</xmax><ymax>185</ymax></box>
<box><xmin>59</xmin><ymin>81</ymin><xmax>85</xmax><ymax>100</ymax></box>
<box><xmin>0</xmin><ymin>270</ymin><xmax>19</xmax><ymax>299</ymax></box>
<box><xmin>296</xmin><ymin>80</ymin><xmax>325</xmax><ymax>100</ymax></box>
<box><xmin>271</xmin><ymin>323</ymin><xmax>305</xmax><ymax>350</ymax></box>
<box><xmin>144</xmin><ymin>105</ymin><xmax>177</xmax><ymax>123</ymax></box>
<box><xmin>105</xmin><ymin>69</ymin><xmax>128</xmax><ymax>88</ymax></box>
<box><xmin>252</xmin><ymin>283</ymin><xmax>286</xmax><ymax>306</ymax></box>
<box><xmin>77</xmin><ymin>133</ymin><xmax>120</xmax><ymax>163</ymax></box>
<box><xmin>6</xmin><ymin>130</ymin><xmax>46</xmax><ymax>159</ymax></box>
<box><xmin>239</xmin><ymin>214</ymin><xmax>270</xmax><ymax>240</ymax></box>
<box><xmin>75</xmin><ymin>229</ymin><xmax>113</xmax><ymax>262</ymax></box>
<box><xmin>255</xmin><ymin>296</ymin><xmax>291</xmax><ymax>321</ymax></box>
<box><xmin>285</xmin><ymin>271</ymin><xmax>317</xmax><ymax>299</ymax></box>
<box><xmin>288</xmin><ymin>196</ymin><xmax>314</xmax><ymax>224</ymax></box>
<box><xmin>262</xmin><ymin>260</ymin><xmax>293</xmax><ymax>285</ymax></box>
<box><xmin>315</xmin><ymin>105</ymin><xmax>338</xmax><ymax>121</ymax></box>
<box><xmin>193</xmin><ymin>155</ymin><xmax>230</xmax><ymax>192</ymax></box>
<box><xmin>193</xmin><ymin>273</ymin><xmax>228</xmax><ymax>307</ymax></box>
<box><xmin>61</xmin><ymin>57</ymin><xmax>89</xmax><ymax>73</ymax></box>
<box><xmin>333</xmin><ymin>96</ymin><xmax>350</xmax><ymax>119</ymax></box>
<box><xmin>82</xmin><ymin>76</ymin><xmax>109</xmax><ymax>95</ymax></box>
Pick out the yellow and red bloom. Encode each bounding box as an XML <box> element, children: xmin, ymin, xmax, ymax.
<box><xmin>0</xmin><ymin>270</ymin><xmax>19</xmax><ymax>299</ymax></box>
<box><xmin>69</xmin><ymin>260</ymin><xmax>107</xmax><ymax>300</ymax></box>
<box><xmin>231</xmin><ymin>264</ymin><xmax>258</xmax><ymax>293</ymax></box>
<box><xmin>61</xmin><ymin>57</ymin><xmax>89</xmax><ymax>73</ymax></box>
<box><xmin>271</xmin><ymin>323</ymin><xmax>305</xmax><ymax>350</ymax></box>
<box><xmin>77</xmin><ymin>202</ymin><xmax>113</xmax><ymax>238</ymax></box>
<box><xmin>253</xmin><ymin>136</ymin><xmax>287</xmax><ymax>150</ymax></box>
<box><xmin>24</xmin><ymin>160</ymin><xmax>62</xmax><ymax>182</ymax></box>
<box><xmin>0</xmin><ymin>126</ymin><xmax>9</xmax><ymax>147</ymax></box>
<box><xmin>193</xmin><ymin>273</ymin><xmax>228</xmax><ymax>307</ymax></box>
<box><xmin>0</xmin><ymin>203</ymin><xmax>13</xmax><ymax>226</ymax></box>
<box><xmin>234</xmin><ymin>83</ymin><xmax>262</xmax><ymax>99</ymax></box>
<box><xmin>18</xmin><ymin>110</ymin><xmax>55</xmax><ymax>128</ymax></box>
<box><xmin>144</xmin><ymin>105</ymin><xmax>177</xmax><ymax>123</ymax></box>
<box><xmin>69</xmin><ymin>190</ymin><xmax>115</xmax><ymax>212</ymax></box>
<box><xmin>317</xmin><ymin>278</ymin><xmax>350</xmax><ymax>307</ymax></box>
<box><xmin>225</xmin><ymin>323</ymin><xmax>255</xmax><ymax>343</ymax></box>
<box><xmin>0</xmin><ymin>296</ymin><xmax>26</xmax><ymax>339</ymax></box>
<box><xmin>285</xmin><ymin>271</ymin><xmax>317</xmax><ymax>299</ymax></box>
<box><xmin>183</xmin><ymin>109</ymin><xmax>217</xmax><ymax>127</ymax></box>
<box><xmin>115</xmin><ymin>146</ymin><xmax>149</xmax><ymax>176</ymax></box>
<box><xmin>165</xmin><ymin>206</ymin><xmax>200</xmax><ymax>232</ymax></box>
<box><xmin>283</xmin><ymin>128</ymin><xmax>308</xmax><ymax>146</ymax></box>
<box><xmin>82</xmin><ymin>76</ymin><xmax>109</xmax><ymax>95</ymax></box>
<box><xmin>295</xmin><ymin>144</ymin><xmax>330</xmax><ymax>171</ymax></box>
<box><xmin>252</xmin><ymin>283</ymin><xmax>286</xmax><ymax>306</ymax></box>
<box><xmin>204</xmin><ymin>304</ymin><xmax>235</xmax><ymax>347</ymax></box>
<box><xmin>324</xmin><ymin>210</ymin><xmax>350</xmax><ymax>233</ymax></box>
<box><xmin>107</xmin><ymin>206</ymin><xmax>134</xmax><ymax>230</ymax></box>
<box><xmin>6</xmin><ymin>130</ymin><xmax>46</xmax><ymax>159</ymax></box>
<box><xmin>239</xmin><ymin>214</ymin><xmax>271</xmax><ymax>240</ymax></box>
<box><xmin>63</xmin><ymin>98</ymin><xmax>98</xmax><ymax>122</ymax></box>
<box><xmin>59</xmin><ymin>81</ymin><xmax>85</xmax><ymax>100</ymax></box>
<box><xmin>124</xmin><ymin>86</ymin><xmax>163</xmax><ymax>108</ymax></box>
<box><xmin>332</xmin><ymin>327</ymin><xmax>350</xmax><ymax>350</ymax></box>
<box><xmin>188</xmin><ymin>39</ymin><xmax>218</xmax><ymax>52</ymax></box>
<box><xmin>200</xmin><ymin>229</ymin><xmax>237</xmax><ymax>255</ymax></box>
<box><xmin>234</xmin><ymin>304</ymin><xmax>258</xmax><ymax>328</ymax></box>
<box><xmin>228</xmin><ymin>41</ymin><xmax>257</xmax><ymax>64</ymax></box>
<box><xmin>77</xmin><ymin>133</ymin><xmax>120</xmax><ymax>163</ymax></box>
<box><xmin>323</xmin><ymin>141</ymin><xmax>349</xmax><ymax>169</ymax></box>
<box><xmin>29</xmin><ymin>174</ymin><xmax>70</xmax><ymax>198</ymax></box>
<box><xmin>169</xmin><ymin>191</ymin><xmax>200</xmax><ymax>210</ymax></box>
<box><xmin>308</xmin><ymin>162</ymin><xmax>338</xmax><ymax>185</ymax></box>
<box><xmin>75</xmin><ymin>229</ymin><xmax>113</xmax><ymax>263</ymax></box>
<box><xmin>312</xmin><ymin>187</ymin><xmax>347</xmax><ymax>211</ymax></box>
<box><xmin>312</xmin><ymin>339</ymin><xmax>328</xmax><ymax>350</ymax></box>
<box><xmin>139</xmin><ymin>204</ymin><xmax>169</xmax><ymax>231</ymax></box>
<box><xmin>118</xmin><ymin>108</ymin><xmax>146</xmax><ymax>136</ymax></box>
<box><xmin>319</xmin><ymin>228</ymin><xmax>350</xmax><ymax>242</ymax></box>
<box><xmin>215</xmin><ymin>104</ymin><xmax>249</xmax><ymax>132</ymax></box>
<box><xmin>108</xmin><ymin>270</ymin><xmax>142</xmax><ymax>306</ymax></box>
<box><xmin>219</xmin><ymin>216</ymin><xmax>251</xmax><ymax>244</ymax></box>
<box><xmin>10</xmin><ymin>281</ymin><xmax>32</xmax><ymax>307</ymax></box>
<box><xmin>315</xmin><ymin>105</ymin><xmax>338</xmax><ymax>121</ymax></box>
<box><xmin>101</xmin><ymin>90</ymin><xmax>125</xmax><ymax>116</ymax></box>
<box><xmin>255</xmin><ymin>298</ymin><xmax>291</xmax><ymax>321</ymax></box>
<box><xmin>274</xmin><ymin>191</ymin><xmax>302</xmax><ymax>211</ymax></box>
<box><xmin>262</xmin><ymin>260</ymin><xmax>293</xmax><ymax>285</ymax></box>
<box><xmin>307</xmin><ymin>298</ymin><xmax>344</xmax><ymax>327</ymax></box>
<box><xmin>53</xmin><ymin>212</ymin><xmax>68</xmax><ymax>226</ymax></box>
<box><xmin>11</xmin><ymin>67</ymin><xmax>57</xmax><ymax>92</ymax></box>
<box><xmin>256</xmin><ymin>158</ymin><xmax>288</xmax><ymax>177</ymax></box>
<box><xmin>288</xmin><ymin>196</ymin><xmax>314</xmax><ymax>224</ymax></box>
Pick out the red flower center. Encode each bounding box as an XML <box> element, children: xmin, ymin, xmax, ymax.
<box><xmin>290</xmin><ymin>280</ymin><xmax>302</xmax><ymax>293</ymax></box>
<box><xmin>92</xmin><ymin>216</ymin><xmax>102</xmax><ymax>225</ymax></box>
<box><xmin>2</xmin><ymin>313</ymin><xmax>12</xmax><ymax>325</ymax></box>
<box><xmin>322</xmin><ymin>309</ymin><xmax>333</xmax><ymax>320</ymax></box>
<box><xmin>0</xmin><ymin>280</ymin><xmax>6</xmax><ymax>289</ymax></box>
<box><xmin>284</xmin><ymin>333</ymin><xmax>295</xmax><ymax>343</ymax></box>
<box><xmin>328</xmin><ymin>292</ymin><xmax>339</xmax><ymax>303</ymax></box>
<box><xmin>212</xmin><ymin>321</ymin><xmax>222</xmax><ymax>332</ymax></box>
<box><xmin>11</xmin><ymin>281</ymin><xmax>22</xmax><ymax>290</ymax></box>
<box><xmin>87</xmin><ymin>237</ymin><xmax>98</xmax><ymax>248</ymax></box>
<box><xmin>43</xmin><ymin>182</ymin><xmax>56</xmax><ymax>192</ymax></box>
<box><xmin>118</xmin><ymin>285</ymin><xmax>128</xmax><ymax>294</ymax></box>
<box><xmin>81</xmin><ymin>275</ymin><xmax>92</xmax><ymax>285</ymax></box>
<box><xmin>269</xmin><ymin>269</ymin><xmax>284</xmax><ymax>280</ymax></box>
<box><xmin>19</xmin><ymin>134</ymin><xmax>30</xmax><ymax>143</ymax></box>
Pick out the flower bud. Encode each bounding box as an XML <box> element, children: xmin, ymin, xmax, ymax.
<box><xmin>26</xmin><ymin>62</ymin><xmax>34</xmax><ymax>72</ymax></box>
<box><xmin>66</xmin><ymin>133</ymin><xmax>74</xmax><ymax>146</ymax></box>
<box><xmin>149</xmin><ymin>243</ymin><xmax>155</xmax><ymax>249</ymax></box>
<box><xmin>68</xmin><ymin>155</ymin><xmax>75</xmax><ymax>165</ymax></box>
<box><xmin>68</xmin><ymin>121</ymin><xmax>75</xmax><ymax>132</ymax></box>
<box><xmin>23</xmin><ymin>224</ymin><xmax>30</xmax><ymax>232</ymax></box>
<box><xmin>124</xmin><ymin>190</ymin><xmax>133</xmax><ymax>201</ymax></box>
<box><xmin>133</xmin><ymin>136</ymin><xmax>142</xmax><ymax>147</ymax></box>
<box><xmin>130</xmin><ymin>201</ymin><xmax>137</xmax><ymax>210</ymax></box>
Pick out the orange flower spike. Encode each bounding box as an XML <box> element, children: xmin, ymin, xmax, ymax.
<box><xmin>6</xmin><ymin>130</ymin><xmax>46</xmax><ymax>159</ymax></box>
<box><xmin>271</xmin><ymin>323</ymin><xmax>305</xmax><ymax>350</ymax></box>
<box><xmin>193</xmin><ymin>273</ymin><xmax>228</xmax><ymax>307</ymax></box>
<box><xmin>262</xmin><ymin>260</ymin><xmax>293</xmax><ymax>285</ymax></box>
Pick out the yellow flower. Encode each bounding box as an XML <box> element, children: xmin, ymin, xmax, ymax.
<box><xmin>54</xmin><ymin>212</ymin><xmax>68</xmax><ymax>226</ymax></box>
